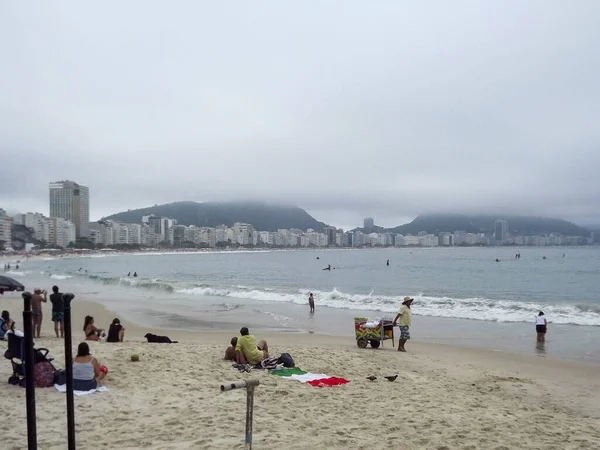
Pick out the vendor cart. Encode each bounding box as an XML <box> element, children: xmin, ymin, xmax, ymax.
<box><xmin>354</xmin><ymin>317</ymin><xmax>394</xmax><ymax>349</ymax></box>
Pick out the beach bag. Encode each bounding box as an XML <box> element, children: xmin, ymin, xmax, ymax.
<box><xmin>277</xmin><ymin>353</ymin><xmax>295</xmax><ymax>368</ymax></box>
<box><xmin>34</xmin><ymin>362</ymin><xmax>55</xmax><ymax>388</ymax></box>
<box><xmin>53</xmin><ymin>369</ymin><xmax>67</xmax><ymax>386</ymax></box>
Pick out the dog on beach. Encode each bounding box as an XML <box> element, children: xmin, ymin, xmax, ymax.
<box><xmin>144</xmin><ymin>333</ymin><xmax>178</xmax><ymax>344</ymax></box>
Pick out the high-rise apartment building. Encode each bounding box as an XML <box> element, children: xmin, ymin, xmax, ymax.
<box><xmin>49</xmin><ymin>181</ymin><xmax>90</xmax><ymax>238</ymax></box>
<box><xmin>494</xmin><ymin>219</ymin><xmax>509</xmax><ymax>244</ymax></box>
<box><xmin>0</xmin><ymin>209</ymin><xmax>12</xmax><ymax>248</ymax></box>
<box><xmin>364</xmin><ymin>217</ymin><xmax>375</xmax><ymax>232</ymax></box>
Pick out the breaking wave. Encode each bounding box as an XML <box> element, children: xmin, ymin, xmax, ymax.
<box><xmin>71</xmin><ymin>273</ymin><xmax>600</xmax><ymax>326</ymax></box>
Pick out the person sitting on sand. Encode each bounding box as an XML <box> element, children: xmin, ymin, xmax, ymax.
<box><xmin>73</xmin><ymin>342</ymin><xmax>106</xmax><ymax>391</ymax></box>
<box><xmin>83</xmin><ymin>315</ymin><xmax>105</xmax><ymax>341</ymax></box>
<box><xmin>235</xmin><ymin>327</ymin><xmax>269</xmax><ymax>365</ymax></box>
<box><xmin>224</xmin><ymin>336</ymin><xmax>238</xmax><ymax>360</ymax></box>
<box><xmin>106</xmin><ymin>318</ymin><xmax>125</xmax><ymax>342</ymax></box>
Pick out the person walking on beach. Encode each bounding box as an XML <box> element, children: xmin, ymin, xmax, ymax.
<box><xmin>536</xmin><ymin>311</ymin><xmax>547</xmax><ymax>342</ymax></box>
<box><xmin>49</xmin><ymin>285</ymin><xmax>64</xmax><ymax>338</ymax></box>
<box><xmin>31</xmin><ymin>288</ymin><xmax>47</xmax><ymax>338</ymax></box>
<box><xmin>308</xmin><ymin>292</ymin><xmax>315</xmax><ymax>313</ymax></box>
<box><xmin>392</xmin><ymin>296</ymin><xmax>413</xmax><ymax>352</ymax></box>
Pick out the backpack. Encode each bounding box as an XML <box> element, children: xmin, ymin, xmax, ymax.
<box><xmin>277</xmin><ymin>353</ymin><xmax>295</xmax><ymax>368</ymax></box>
<box><xmin>34</xmin><ymin>362</ymin><xmax>55</xmax><ymax>388</ymax></box>
<box><xmin>53</xmin><ymin>369</ymin><xmax>67</xmax><ymax>386</ymax></box>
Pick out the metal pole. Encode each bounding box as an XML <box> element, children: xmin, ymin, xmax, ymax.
<box><xmin>62</xmin><ymin>293</ymin><xmax>76</xmax><ymax>450</ymax></box>
<box><xmin>219</xmin><ymin>379</ymin><xmax>259</xmax><ymax>449</ymax></box>
<box><xmin>22</xmin><ymin>291</ymin><xmax>37</xmax><ymax>450</ymax></box>
<box><xmin>245</xmin><ymin>385</ymin><xmax>255</xmax><ymax>450</ymax></box>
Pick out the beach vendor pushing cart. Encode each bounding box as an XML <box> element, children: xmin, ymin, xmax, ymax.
<box><xmin>392</xmin><ymin>296</ymin><xmax>413</xmax><ymax>352</ymax></box>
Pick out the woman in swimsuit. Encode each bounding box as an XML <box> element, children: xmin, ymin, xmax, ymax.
<box><xmin>83</xmin><ymin>315</ymin><xmax>105</xmax><ymax>341</ymax></box>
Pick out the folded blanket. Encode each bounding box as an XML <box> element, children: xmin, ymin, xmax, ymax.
<box><xmin>55</xmin><ymin>384</ymin><xmax>109</xmax><ymax>396</ymax></box>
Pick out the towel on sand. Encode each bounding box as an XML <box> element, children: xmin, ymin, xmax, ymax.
<box><xmin>270</xmin><ymin>368</ymin><xmax>349</xmax><ymax>387</ymax></box>
<box><xmin>55</xmin><ymin>384</ymin><xmax>109</xmax><ymax>396</ymax></box>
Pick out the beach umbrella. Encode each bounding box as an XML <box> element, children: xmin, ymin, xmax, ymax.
<box><xmin>0</xmin><ymin>276</ymin><xmax>25</xmax><ymax>292</ymax></box>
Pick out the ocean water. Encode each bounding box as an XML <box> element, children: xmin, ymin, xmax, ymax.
<box><xmin>3</xmin><ymin>247</ymin><xmax>600</xmax><ymax>363</ymax></box>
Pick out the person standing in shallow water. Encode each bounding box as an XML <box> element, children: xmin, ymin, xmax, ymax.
<box><xmin>308</xmin><ymin>292</ymin><xmax>315</xmax><ymax>313</ymax></box>
<box><xmin>392</xmin><ymin>296</ymin><xmax>413</xmax><ymax>352</ymax></box>
<box><xmin>536</xmin><ymin>311</ymin><xmax>548</xmax><ymax>342</ymax></box>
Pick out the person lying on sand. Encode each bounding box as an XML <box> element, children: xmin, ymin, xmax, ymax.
<box><xmin>83</xmin><ymin>315</ymin><xmax>105</xmax><ymax>341</ymax></box>
<box><xmin>224</xmin><ymin>337</ymin><xmax>238</xmax><ymax>360</ymax></box>
<box><xmin>235</xmin><ymin>327</ymin><xmax>269</xmax><ymax>365</ymax></box>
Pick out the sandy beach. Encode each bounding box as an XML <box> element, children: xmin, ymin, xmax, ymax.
<box><xmin>1</xmin><ymin>297</ymin><xmax>599</xmax><ymax>449</ymax></box>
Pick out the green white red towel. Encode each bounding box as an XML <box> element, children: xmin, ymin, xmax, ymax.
<box><xmin>270</xmin><ymin>367</ymin><xmax>349</xmax><ymax>387</ymax></box>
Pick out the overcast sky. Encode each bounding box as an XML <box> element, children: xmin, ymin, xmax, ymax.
<box><xmin>1</xmin><ymin>1</ymin><xmax>600</xmax><ymax>230</ymax></box>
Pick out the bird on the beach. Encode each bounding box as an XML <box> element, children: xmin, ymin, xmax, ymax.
<box><xmin>366</xmin><ymin>376</ymin><xmax>377</xmax><ymax>381</ymax></box>
<box><xmin>384</xmin><ymin>375</ymin><xmax>398</xmax><ymax>382</ymax></box>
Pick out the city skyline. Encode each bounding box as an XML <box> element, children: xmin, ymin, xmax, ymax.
<box><xmin>2</xmin><ymin>2</ymin><xmax>600</xmax><ymax>228</ymax></box>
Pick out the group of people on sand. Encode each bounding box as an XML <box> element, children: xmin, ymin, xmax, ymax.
<box><xmin>83</xmin><ymin>316</ymin><xmax>126</xmax><ymax>343</ymax></box>
<box><xmin>223</xmin><ymin>327</ymin><xmax>269</xmax><ymax>365</ymax></box>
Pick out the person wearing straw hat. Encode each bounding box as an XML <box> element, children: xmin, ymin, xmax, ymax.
<box><xmin>392</xmin><ymin>296</ymin><xmax>413</xmax><ymax>352</ymax></box>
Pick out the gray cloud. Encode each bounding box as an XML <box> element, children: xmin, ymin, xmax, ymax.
<box><xmin>1</xmin><ymin>1</ymin><xmax>600</xmax><ymax>229</ymax></box>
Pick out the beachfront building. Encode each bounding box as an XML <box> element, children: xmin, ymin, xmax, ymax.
<box><xmin>49</xmin><ymin>180</ymin><xmax>90</xmax><ymax>238</ymax></box>
<box><xmin>494</xmin><ymin>219</ymin><xmax>509</xmax><ymax>244</ymax></box>
<box><xmin>47</xmin><ymin>217</ymin><xmax>76</xmax><ymax>248</ymax></box>
<box><xmin>233</xmin><ymin>222</ymin><xmax>255</xmax><ymax>246</ymax></box>
<box><xmin>0</xmin><ymin>209</ymin><xmax>12</xmax><ymax>249</ymax></box>
<box><xmin>323</xmin><ymin>226</ymin><xmax>337</xmax><ymax>246</ymax></box>
<box><xmin>364</xmin><ymin>217</ymin><xmax>375</xmax><ymax>232</ymax></box>
<box><xmin>13</xmin><ymin>212</ymin><xmax>50</xmax><ymax>243</ymax></box>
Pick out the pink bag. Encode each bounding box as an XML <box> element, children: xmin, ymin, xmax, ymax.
<box><xmin>34</xmin><ymin>362</ymin><xmax>55</xmax><ymax>388</ymax></box>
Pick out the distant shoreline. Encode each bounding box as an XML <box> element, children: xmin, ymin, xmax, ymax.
<box><xmin>2</xmin><ymin>244</ymin><xmax>598</xmax><ymax>260</ymax></box>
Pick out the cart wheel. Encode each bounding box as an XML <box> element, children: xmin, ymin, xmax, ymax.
<box><xmin>19</xmin><ymin>378</ymin><xmax>26</xmax><ymax>388</ymax></box>
<box><xmin>8</xmin><ymin>376</ymin><xmax>18</xmax><ymax>385</ymax></box>
<box><xmin>370</xmin><ymin>340</ymin><xmax>381</xmax><ymax>349</ymax></box>
<box><xmin>356</xmin><ymin>337</ymin><xmax>368</xmax><ymax>348</ymax></box>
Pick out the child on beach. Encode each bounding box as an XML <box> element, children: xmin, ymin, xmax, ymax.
<box><xmin>224</xmin><ymin>337</ymin><xmax>238</xmax><ymax>360</ymax></box>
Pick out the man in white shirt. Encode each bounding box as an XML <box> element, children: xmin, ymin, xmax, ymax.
<box><xmin>392</xmin><ymin>296</ymin><xmax>413</xmax><ymax>352</ymax></box>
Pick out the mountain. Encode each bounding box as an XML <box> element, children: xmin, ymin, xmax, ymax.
<box><xmin>104</xmin><ymin>201</ymin><xmax>328</xmax><ymax>232</ymax></box>
<box><xmin>385</xmin><ymin>214</ymin><xmax>590</xmax><ymax>237</ymax></box>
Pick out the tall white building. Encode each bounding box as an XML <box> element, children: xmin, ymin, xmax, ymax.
<box><xmin>49</xmin><ymin>180</ymin><xmax>90</xmax><ymax>238</ymax></box>
<box><xmin>494</xmin><ymin>219</ymin><xmax>509</xmax><ymax>244</ymax></box>
<box><xmin>0</xmin><ymin>209</ymin><xmax>12</xmax><ymax>248</ymax></box>
<box><xmin>47</xmin><ymin>217</ymin><xmax>76</xmax><ymax>248</ymax></box>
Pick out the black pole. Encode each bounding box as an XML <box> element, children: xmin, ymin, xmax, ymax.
<box><xmin>22</xmin><ymin>291</ymin><xmax>38</xmax><ymax>450</ymax></box>
<box><xmin>62</xmin><ymin>293</ymin><xmax>76</xmax><ymax>450</ymax></box>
